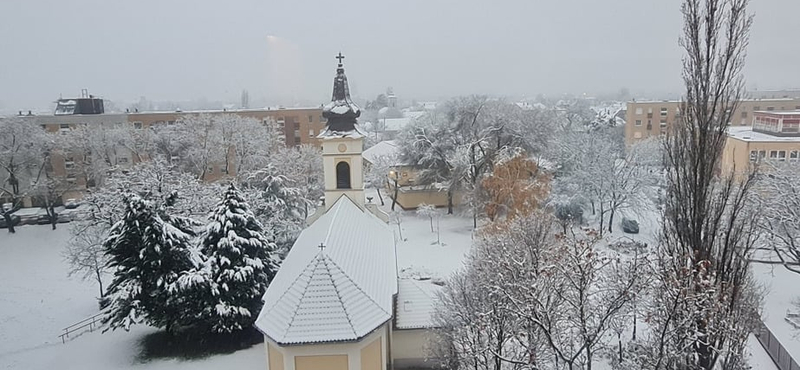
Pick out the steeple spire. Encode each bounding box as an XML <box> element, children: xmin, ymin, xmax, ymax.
<box><xmin>322</xmin><ymin>52</ymin><xmax>361</xmax><ymax>133</ymax></box>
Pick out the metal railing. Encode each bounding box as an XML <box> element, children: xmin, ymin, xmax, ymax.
<box><xmin>58</xmin><ymin>311</ymin><xmax>105</xmax><ymax>344</ymax></box>
<box><xmin>755</xmin><ymin>320</ymin><xmax>799</xmax><ymax>370</ymax></box>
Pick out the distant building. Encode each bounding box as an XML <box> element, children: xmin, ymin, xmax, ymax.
<box><xmin>625</xmin><ymin>98</ymin><xmax>800</xmax><ymax>144</ymax></box>
<box><xmin>722</xmin><ymin>110</ymin><xmax>800</xmax><ymax>177</ymax></box>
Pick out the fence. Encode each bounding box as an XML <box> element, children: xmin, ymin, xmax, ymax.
<box><xmin>58</xmin><ymin>311</ymin><xmax>104</xmax><ymax>344</ymax></box>
<box><xmin>755</xmin><ymin>320</ymin><xmax>799</xmax><ymax>370</ymax></box>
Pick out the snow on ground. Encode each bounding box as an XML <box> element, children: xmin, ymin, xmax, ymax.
<box><xmin>751</xmin><ymin>258</ymin><xmax>800</xmax><ymax>361</ymax></box>
<box><xmin>0</xmin><ymin>224</ymin><xmax>264</xmax><ymax>370</ymax></box>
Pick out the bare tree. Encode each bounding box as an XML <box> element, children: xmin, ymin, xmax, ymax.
<box><xmin>753</xmin><ymin>162</ymin><xmax>800</xmax><ymax>274</ymax></box>
<box><xmin>638</xmin><ymin>1</ymin><xmax>763</xmax><ymax>369</ymax></box>
<box><xmin>64</xmin><ymin>223</ymin><xmax>109</xmax><ymax>299</ymax></box>
<box><xmin>0</xmin><ymin>116</ymin><xmax>50</xmax><ymax>233</ymax></box>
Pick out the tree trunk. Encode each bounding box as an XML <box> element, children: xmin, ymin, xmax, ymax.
<box><xmin>598</xmin><ymin>203</ymin><xmax>605</xmax><ymax>237</ymax></box>
<box><xmin>96</xmin><ymin>268</ymin><xmax>105</xmax><ymax>298</ymax></box>
<box><xmin>391</xmin><ymin>179</ymin><xmax>398</xmax><ymax>211</ymax></box>
<box><xmin>2</xmin><ymin>212</ymin><xmax>15</xmax><ymax>234</ymax></box>
<box><xmin>608</xmin><ymin>207</ymin><xmax>615</xmax><ymax>234</ymax></box>
<box><xmin>376</xmin><ymin>187</ymin><xmax>384</xmax><ymax>206</ymax></box>
<box><xmin>447</xmin><ymin>189</ymin><xmax>454</xmax><ymax>215</ymax></box>
<box><xmin>591</xmin><ymin>199</ymin><xmax>596</xmax><ymax>215</ymax></box>
<box><xmin>49</xmin><ymin>205</ymin><xmax>57</xmax><ymax>230</ymax></box>
<box><xmin>586</xmin><ymin>345</ymin><xmax>592</xmax><ymax>370</ymax></box>
<box><xmin>618</xmin><ymin>332</ymin><xmax>623</xmax><ymax>362</ymax></box>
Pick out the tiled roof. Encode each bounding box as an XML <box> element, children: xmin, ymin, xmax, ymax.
<box><xmin>255</xmin><ymin>196</ymin><xmax>397</xmax><ymax>344</ymax></box>
<box><xmin>395</xmin><ymin>279</ymin><xmax>443</xmax><ymax>330</ymax></box>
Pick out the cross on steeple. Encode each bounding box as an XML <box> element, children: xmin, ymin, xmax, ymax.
<box><xmin>318</xmin><ymin>243</ymin><xmax>326</xmax><ymax>252</ymax></box>
<box><xmin>335</xmin><ymin>52</ymin><xmax>345</xmax><ymax>65</ymax></box>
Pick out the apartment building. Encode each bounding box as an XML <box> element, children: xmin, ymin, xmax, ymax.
<box><xmin>4</xmin><ymin>97</ymin><xmax>325</xmax><ymax>205</ymax></box>
<box><xmin>722</xmin><ymin>110</ymin><xmax>800</xmax><ymax>177</ymax></box>
<box><xmin>625</xmin><ymin>98</ymin><xmax>800</xmax><ymax>144</ymax></box>
<box><xmin>128</xmin><ymin>107</ymin><xmax>326</xmax><ymax>147</ymax></box>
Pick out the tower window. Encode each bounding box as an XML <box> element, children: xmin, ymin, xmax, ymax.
<box><xmin>336</xmin><ymin>161</ymin><xmax>351</xmax><ymax>189</ymax></box>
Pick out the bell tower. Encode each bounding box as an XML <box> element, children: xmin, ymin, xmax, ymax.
<box><xmin>319</xmin><ymin>53</ymin><xmax>365</xmax><ymax>209</ymax></box>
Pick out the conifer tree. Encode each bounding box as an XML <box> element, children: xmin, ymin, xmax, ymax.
<box><xmin>197</xmin><ymin>184</ymin><xmax>280</xmax><ymax>333</ymax></box>
<box><xmin>102</xmin><ymin>194</ymin><xmax>195</xmax><ymax>333</ymax></box>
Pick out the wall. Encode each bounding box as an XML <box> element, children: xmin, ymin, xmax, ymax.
<box><xmin>264</xmin><ymin>322</ymin><xmax>388</xmax><ymax>370</ymax></box>
<box><xmin>722</xmin><ymin>136</ymin><xmax>800</xmax><ymax>178</ymax></box>
<box><xmin>392</xmin><ymin>329</ymin><xmax>439</xmax><ymax>369</ymax></box>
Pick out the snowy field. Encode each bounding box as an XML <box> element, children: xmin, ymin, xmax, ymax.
<box><xmin>0</xmin><ymin>195</ymin><xmax>791</xmax><ymax>369</ymax></box>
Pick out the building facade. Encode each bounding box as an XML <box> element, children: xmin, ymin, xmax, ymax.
<box><xmin>625</xmin><ymin>98</ymin><xmax>800</xmax><ymax>144</ymax></box>
<box><xmin>722</xmin><ymin>111</ymin><xmax>800</xmax><ymax>177</ymax></box>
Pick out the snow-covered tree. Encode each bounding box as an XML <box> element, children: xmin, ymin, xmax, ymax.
<box><xmin>269</xmin><ymin>145</ymin><xmax>324</xmax><ymax>218</ymax></box>
<box><xmin>246</xmin><ymin>164</ymin><xmax>305</xmax><ymax>254</ymax></box>
<box><xmin>64</xmin><ymin>223</ymin><xmax>110</xmax><ymax>300</ymax></box>
<box><xmin>102</xmin><ymin>194</ymin><xmax>197</xmax><ymax>333</ymax></box>
<box><xmin>189</xmin><ymin>184</ymin><xmax>280</xmax><ymax>333</ymax></box>
<box><xmin>634</xmin><ymin>1</ymin><xmax>763</xmax><ymax>368</ymax></box>
<box><xmin>220</xmin><ymin>116</ymin><xmax>283</xmax><ymax>180</ymax></box>
<box><xmin>754</xmin><ymin>162</ymin><xmax>800</xmax><ymax>274</ymax></box>
<box><xmin>0</xmin><ymin>116</ymin><xmax>50</xmax><ymax>233</ymax></box>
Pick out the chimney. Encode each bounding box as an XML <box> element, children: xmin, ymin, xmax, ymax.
<box><xmin>18</xmin><ymin>111</ymin><xmax>22</xmax><ymax>116</ymax></box>
<box><xmin>27</xmin><ymin>110</ymin><xmax>32</xmax><ymax>116</ymax></box>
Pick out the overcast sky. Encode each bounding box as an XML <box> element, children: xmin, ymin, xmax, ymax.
<box><xmin>1</xmin><ymin>0</ymin><xmax>798</xmax><ymax>111</ymax></box>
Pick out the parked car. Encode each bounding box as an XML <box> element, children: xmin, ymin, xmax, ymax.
<box><xmin>36</xmin><ymin>214</ymin><xmax>54</xmax><ymax>225</ymax></box>
<box><xmin>621</xmin><ymin>218</ymin><xmax>640</xmax><ymax>234</ymax></box>
<box><xmin>0</xmin><ymin>214</ymin><xmax>21</xmax><ymax>228</ymax></box>
<box><xmin>64</xmin><ymin>199</ymin><xmax>80</xmax><ymax>209</ymax></box>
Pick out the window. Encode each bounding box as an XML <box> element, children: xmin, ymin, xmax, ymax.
<box><xmin>795</xmin><ymin>106</ymin><xmax>800</xmax><ymax>110</ymax></box>
<box><xmin>647</xmin><ymin>113</ymin><xmax>653</xmax><ymax>119</ymax></box>
<box><xmin>336</xmin><ymin>161</ymin><xmax>351</xmax><ymax>189</ymax></box>
<box><xmin>646</xmin><ymin>120</ymin><xmax>652</xmax><ymax>130</ymax></box>
<box><xmin>741</xmin><ymin>111</ymin><xmax>748</xmax><ymax>118</ymax></box>
<box><xmin>59</xmin><ymin>124</ymin><xmax>70</xmax><ymax>134</ymax></box>
<box><xmin>791</xmin><ymin>151</ymin><xmax>798</xmax><ymax>162</ymax></box>
<box><xmin>133</xmin><ymin>122</ymin><xmax>142</xmax><ymax>129</ymax></box>
<box><xmin>648</xmin><ymin>108</ymin><xmax>653</xmax><ymax>114</ymax></box>
<box><xmin>207</xmin><ymin>166</ymin><xmax>214</xmax><ymax>174</ymax></box>
<box><xmin>309</xmin><ymin>129</ymin><xmax>315</xmax><ymax>137</ymax></box>
<box><xmin>65</xmin><ymin>160</ymin><xmax>75</xmax><ymax>170</ymax></box>
<box><xmin>754</xmin><ymin>106</ymin><xmax>761</xmax><ymax>111</ymax></box>
<box><xmin>660</xmin><ymin>120</ymin><xmax>667</xmax><ymax>128</ymax></box>
<box><xmin>759</xmin><ymin>150</ymin><xmax>766</xmax><ymax>161</ymax></box>
<box><xmin>779</xmin><ymin>151</ymin><xmax>787</xmax><ymax>161</ymax></box>
<box><xmin>635</xmin><ymin>108</ymin><xmax>643</xmax><ymax>115</ymax></box>
<box><xmin>767</xmin><ymin>106</ymin><xmax>775</xmax><ymax>111</ymax></box>
<box><xmin>660</xmin><ymin>107</ymin><xmax>668</xmax><ymax>117</ymax></box>
<box><xmin>308</xmin><ymin>115</ymin><xmax>314</xmax><ymax>123</ymax></box>
<box><xmin>635</xmin><ymin>120</ymin><xmax>642</xmax><ymax>126</ymax></box>
<box><xmin>66</xmin><ymin>175</ymin><xmax>77</xmax><ymax>185</ymax></box>
<box><xmin>749</xmin><ymin>151</ymin><xmax>758</xmax><ymax>163</ymax></box>
<box><xmin>770</xmin><ymin>150</ymin><xmax>778</xmax><ymax>159</ymax></box>
<box><xmin>277</xmin><ymin>118</ymin><xmax>285</xmax><ymax>128</ymax></box>
<box><xmin>154</xmin><ymin>121</ymin><xmax>165</xmax><ymax>125</ymax></box>
<box><xmin>167</xmin><ymin>120</ymin><xmax>175</xmax><ymax>125</ymax></box>
<box><xmin>118</xmin><ymin>157</ymin><xmax>129</xmax><ymax>164</ymax></box>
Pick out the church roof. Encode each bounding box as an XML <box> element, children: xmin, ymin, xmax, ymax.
<box><xmin>255</xmin><ymin>196</ymin><xmax>397</xmax><ymax>345</ymax></box>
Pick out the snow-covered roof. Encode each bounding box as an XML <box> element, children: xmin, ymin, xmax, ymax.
<box><xmin>255</xmin><ymin>196</ymin><xmax>397</xmax><ymax>345</ymax></box>
<box><xmin>727</xmin><ymin>126</ymin><xmax>800</xmax><ymax>143</ymax></box>
<box><xmin>317</xmin><ymin>125</ymin><xmax>367</xmax><ymax>139</ymax></box>
<box><xmin>395</xmin><ymin>279</ymin><xmax>443</xmax><ymax>330</ymax></box>
<box><xmin>363</xmin><ymin>140</ymin><xmax>399</xmax><ymax>164</ymax></box>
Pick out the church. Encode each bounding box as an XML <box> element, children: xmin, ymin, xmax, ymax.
<box><xmin>254</xmin><ymin>54</ymin><xmax>441</xmax><ymax>370</ymax></box>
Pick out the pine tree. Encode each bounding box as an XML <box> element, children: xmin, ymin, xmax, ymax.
<box><xmin>197</xmin><ymin>184</ymin><xmax>280</xmax><ymax>333</ymax></box>
<box><xmin>102</xmin><ymin>194</ymin><xmax>195</xmax><ymax>333</ymax></box>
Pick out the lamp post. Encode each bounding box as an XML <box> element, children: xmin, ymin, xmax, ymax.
<box><xmin>389</xmin><ymin>169</ymin><xmax>399</xmax><ymax>211</ymax></box>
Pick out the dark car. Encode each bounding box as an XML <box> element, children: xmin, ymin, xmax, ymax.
<box><xmin>621</xmin><ymin>218</ymin><xmax>640</xmax><ymax>234</ymax></box>
<box><xmin>64</xmin><ymin>199</ymin><xmax>80</xmax><ymax>209</ymax></box>
<box><xmin>0</xmin><ymin>214</ymin><xmax>21</xmax><ymax>228</ymax></box>
<box><xmin>36</xmin><ymin>214</ymin><xmax>55</xmax><ymax>225</ymax></box>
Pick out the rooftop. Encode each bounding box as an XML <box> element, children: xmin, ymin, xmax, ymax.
<box><xmin>753</xmin><ymin>110</ymin><xmax>800</xmax><ymax>116</ymax></box>
<box><xmin>255</xmin><ymin>196</ymin><xmax>397</xmax><ymax>345</ymax></box>
<box><xmin>727</xmin><ymin>126</ymin><xmax>800</xmax><ymax>143</ymax></box>
<box><xmin>395</xmin><ymin>279</ymin><xmax>443</xmax><ymax>330</ymax></box>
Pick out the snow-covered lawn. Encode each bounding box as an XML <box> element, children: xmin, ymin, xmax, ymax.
<box><xmin>0</xmin><ymin>195</ymin><xmax>790</xmax><ymax>369</ymax></box>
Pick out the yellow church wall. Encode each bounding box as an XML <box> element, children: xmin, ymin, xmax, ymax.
<box><xmin>295</xmin><ymin>355</ymin><xmax>349</xmax><ymax>370</ymax></box>
<box><xmin>360</xmin><ymin>338</ymin><xmax>382</xmax><ymax>370</ymax></box>
<box><xmin>263</xmin><ymin>322</ymin><xmax>389</xmax><ymax>370</ymax></box>
<box><xmin>268</xmin><ymin>343</ymin><xmax>285</xmax><ymax>370</ymax></box>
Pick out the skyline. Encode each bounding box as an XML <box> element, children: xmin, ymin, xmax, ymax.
<box><xmin>1</xmin><ymin>0</ymin><xmax>799</xmax><ymax>111</ymax></box>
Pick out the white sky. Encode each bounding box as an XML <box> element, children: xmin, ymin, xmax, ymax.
<box><xmin>0</xmin><ymin>0</ymin><xmax>798</xmax><ymax>110</ymax></box>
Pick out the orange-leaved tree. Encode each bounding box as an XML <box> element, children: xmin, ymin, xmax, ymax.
<box><xmin>482</xmin><ymin>151</ymin><xmax>550</xmax><ymax>222</ymax></box>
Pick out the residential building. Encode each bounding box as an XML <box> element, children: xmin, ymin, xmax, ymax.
<box><xmin>255</xmin><ymin>56</ymin><xmax>441</xmax><ymax>370</ymax></box>
<box><xmin>722</xmin><ymin>111</ymin><xmax>800</xmax><ymax>177</ymax></box>
<box><xmin>127</xmin><ymin>106</ymin><xmax>325</xmax><ymax>147</ymax></box>
<box><xmin>625</xmin><ymin>98</ymin><xmax>800</xmax><ymax>144</ymax></box>
<box><xmin>362</xmin><ymin>140</ymin><xmax>462</xmax><ymax>210</ymax></box>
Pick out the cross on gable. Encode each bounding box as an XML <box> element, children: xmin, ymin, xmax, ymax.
<box><xmin>318</xmin><ymin>243</ymin><xmax>326</xmax><ymax>252</ymax></box>
<box><xmin>336</xmin><ymin>52</ymin><xmax>345</xmax><ymax>64</ymax></box>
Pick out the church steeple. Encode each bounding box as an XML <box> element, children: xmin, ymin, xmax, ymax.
<box><xmin>317</xmin><ymin>53</ymin><xmax>366</xmax><ymax>211</ymax></box>
<box><xmin>322</xmin><ymin>52</ymin><xmax>361</xmax><ymax>133</ymax></box>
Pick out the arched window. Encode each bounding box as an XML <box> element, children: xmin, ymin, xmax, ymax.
<box><xmin>336</xmin><ymin>161</ymin><xmax>351</xmax><ymax>189</ymax></box>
